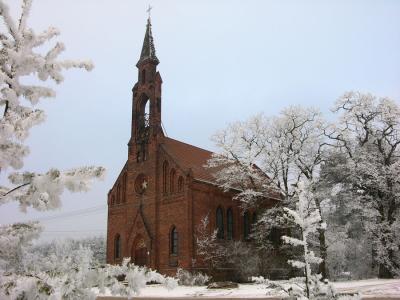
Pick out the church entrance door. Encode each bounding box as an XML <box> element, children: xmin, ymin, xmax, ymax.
<box><xmin>132</xmin><ymin>237</ymin><xmax>147</xmax><ymax>267</ymax></box>
<box><xmin>135</xmin><ymin>246</ymin><xmax>147</xmax><ymax>266</ymax></box>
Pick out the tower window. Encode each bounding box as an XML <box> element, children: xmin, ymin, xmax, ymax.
<box><xmin>141</xmin><ymin>69</ymin><xmax>146</xmax><ymax>84</ymax></box>
<box><xmin>114</xmin><ymin>234</ymin><xmax>121</xmax><ymax>259</ymax></box>
<box><xmin>144</xmin><ymin>100</ymin><xmax>150</xmax><ymax>120</ymax></box>
<box><xmin>227</xmin><ymin>208</ymin><xmax>233</xmax><ymax>239</ymax></box>
<box><xmin>170</xmin><ymin>226</ymin><xmax>178</xmax><ymax>255</ymax></box>
<box><xmin>216</xmin><ymin>207</ymin><xmax>224</xmax><ymax>239</ymax></box>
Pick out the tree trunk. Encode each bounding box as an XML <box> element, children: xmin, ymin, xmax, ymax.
<box><xmin>314</xmin><ymin>196</ymin><xmax>329</xmax><ymax>279</ymax></box>
<box><xmin>318</xmin><ymin>227</ymin><xmax>329</xmax><ymax>279</ymax></box>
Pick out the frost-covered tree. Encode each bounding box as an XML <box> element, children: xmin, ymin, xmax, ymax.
<box><xmin>1</xmin><ymin>246</ymin><xmax>177</xmax><ymax>299</ymax></box>
<box><xmin>30</xmin><ymin>236</ymin><xmax>106</xmax><ymax>267</ymax></box>
<box><xmin>196</xmin><ymin>214</ymin><xmax>227</xmax><ymax>270</ymax></box>
<box><xmin>324</xmin><ymin>92</ymin><xmax>400</xmax><ymax>278</ymax></box>
<box><xmin>0</xmin><ymin>0</ymin><xmax>104</xmax><ymax>211</ymax></box>
<box><xmin>196</xmin><ymin>215</ymin><xmax>260</xmax><ymax>281</ymax></box>
<box><xmin>0</xmin><ymin>0</ymin><xmax>104</xmax><ymax>253</ymax></box>
<box><xmin>0</xmin><ymin>221</ymin><xmax>41</xmax><ymax>273</ymax></box>
<box><xmin>317</xmin><ymin>156</ymin><xmax>377</xmax><ymax>280</ymax></box>
<box><xmin>208</xmin><ymin>106</ymin><xmax>330</xmax><ymax>277</ymax></box>
<box><xmin>0</xmin><ymin>1</ymin><xmax>143</xmax><ymax>298</ymax></box>
<box><xmin>281</xmin><ymin>182</ymin><xmax>325</xmax><ymax>298</ymax></box>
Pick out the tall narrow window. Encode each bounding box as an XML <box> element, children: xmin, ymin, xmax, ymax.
<box><xmin>216</xmin><ymin>207</ymin><xmax>224</xmax><ymax>239</ymax></box>
<box><xmin>114</xmin><ymin>234</ymin><xmax>121</xmax><ymax>259</ymax></box>
<box><xmin>227</xmin><ymin>208</ymin><xmax>234</xmax><ymax>239</ymax></box>
<box><xmin>170</xmin><ymin>226</ymin><xmax>178</xmax><ymax>255</ymax></box>
<box><xmin>141</xmin><ymin>69</ymin><xmax>146</xmax><ymax>84</ymax></box>
<box><xmin>163</xmin><ymin>161</ymin><xmax>169</xmax><ymax>194</ymax></box>
<box><xmin>170</xmin><ymin>169</ymin><xmax>176</xmax><ymax>193</ymax></box>
<box><xmin>178</xmin><ymin>176</ymin><xmax>184</xmax><ymax>192</ymax></box>
<box><xmin>243</xmin><ymin>211</ymin><xmax>250</xmax><ymax>240</ymax></box>
<box><xmin>144</xmin><ymin>100</ymin><xmax>150</xmax><ymax>123</ymax></box>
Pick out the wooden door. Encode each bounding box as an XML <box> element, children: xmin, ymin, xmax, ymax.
<box><xmin>135</xmin><ymin>247</ymin><xmax>147</xmax><ymax>266</ymax></box>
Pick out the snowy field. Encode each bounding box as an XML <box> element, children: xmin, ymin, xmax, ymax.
<box><xmin>96</xmin><ymin>279</ymin><xmax>400</xmax><ymax>299</ymax></box>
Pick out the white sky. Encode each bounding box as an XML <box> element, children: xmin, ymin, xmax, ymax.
<box><xmin>1</xmin><ymin>0</ymin><xmax>399</xmax><ymax>241</ymax></box>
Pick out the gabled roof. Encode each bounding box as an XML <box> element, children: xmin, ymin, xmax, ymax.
<box><xmin>161</xmin><ymin>137</ymin><xmax>221</xmax><ymax>184</ymax></box>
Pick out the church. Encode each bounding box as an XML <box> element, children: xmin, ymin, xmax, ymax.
<box><xmin>106</xmin><ymin>17</ymin><xmax>277</xmax><ymax>277</ymax></box>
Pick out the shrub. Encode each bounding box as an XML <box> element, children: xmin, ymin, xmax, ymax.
<box><xmin>176</xmin><ymin>268</ymin><xmax>210</xmax><ymax>286</ymax></box>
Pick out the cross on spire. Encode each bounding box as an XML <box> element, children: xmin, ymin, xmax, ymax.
<box><xmin>137</xmin><ymin>7</ymin><xmax>159</xmax><ymax>66</ymax></box>
<box><xmin>146</xmin><ymin>5</ymin><xmax>153</xmax><ymax>19</ymax></box>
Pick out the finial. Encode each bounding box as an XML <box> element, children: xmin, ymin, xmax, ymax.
<box><xmin>146</xmin><ymin>5</ymin><xmax>153</xmax><ymax>20</ymax></box>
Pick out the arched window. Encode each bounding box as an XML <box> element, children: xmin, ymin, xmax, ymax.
<box><xmin>170</xmin><ymin>226</ymin><xmax>178</xmax><ymax>255</ymax></box>
<box><xmin>178</xmin><ymin>176</ymin><xmax>184</xmax><ymax>192</ymax></box>
<box><xmin>170</xmin><ymin>169</ymin><xmax>176</xmax><ymax>193</ymax></box>
<box><xmin>227</xmin><ymin>208</ymin><xmax>233</xmax><ymax>239</ymax></box>
<box><xmin>243</xmin><ymin>211</ymin><xmax>250</xmax><ymax>240</ymax></box>
<box><xmin>141</xmin><ymin>69</ymin><xmax>146</xmax><ymax>84</ymax></box>
<box><xmin>136</xmin><ymin>95</ymin><xmax>150</xmax><ymax>144</ymax></box>
<box><xmin>144</xmin><ymin>100</ymin><xmax>150</xmax><ymax>121</ymax></box>
<box><xmin>111</xmin><ymin>195</ymin><xmax>115</xmax><ymax>205</ymax></box>
<box><xmin>216</xmin><ymin>207</ymin><xmax>224</xmax><ymax>239</ymax></box>
<box><xmin>114</xmin><ymin>234</ymin><xmax>121</xmax><ymax>259</ymax></box>
<box><xmin>163</xmin><ymin>161</ymin><xmax>169</xmax><ymax>194</ymax></box>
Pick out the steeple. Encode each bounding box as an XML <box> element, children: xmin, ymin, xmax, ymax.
<box><xmin>137</xmin><ymin>17</ymin><xmax>159</xmax><ymax>67</ymax></box>
<box><xmin>129</xmin><ymin>14</ymin><xmax>163</xmax><ymax>163</ymax></box>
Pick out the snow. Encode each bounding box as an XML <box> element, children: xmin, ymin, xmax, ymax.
<box><xmin>96</xmin><ymin>279</ymin><xmax>400</xmax><ymax>299</ymax></box>
<box><xmin>334</xmin><ymin>279</ymin><xmax>400</xmax><ymax>297</ymax></box>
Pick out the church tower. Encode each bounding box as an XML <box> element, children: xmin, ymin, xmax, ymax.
<box><xmin>129</xmin><ymin>17</ymin><xmax>163</xmax><ymax>163</ymax></box>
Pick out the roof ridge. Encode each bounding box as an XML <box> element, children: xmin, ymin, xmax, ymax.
<box><xmin>164</xmin><ymin>136</ymin><xmax>214</xmax><ymax>154</ymax></box>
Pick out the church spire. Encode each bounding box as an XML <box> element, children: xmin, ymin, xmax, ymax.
<box><xmin>137</xmin><ymin>16</ymin><xmax>159</xmax><ymax>67</ymax></box>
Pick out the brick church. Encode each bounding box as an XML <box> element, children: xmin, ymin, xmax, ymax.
<box><xmin>106</xmin><ymin>17</ymin><xmax>277</xmax><ymax>276</ymax></box>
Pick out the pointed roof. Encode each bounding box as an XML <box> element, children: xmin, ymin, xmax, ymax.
<box><xmin>137</xmin><ymin>18</ymin><xmax>159</xmax><ymax>66</ymax></box>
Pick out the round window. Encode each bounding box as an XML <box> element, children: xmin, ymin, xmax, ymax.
<box><xmin>135</xmin><ymin>174</ymin><xmax>148</xmax><ymax>194</ymax></box>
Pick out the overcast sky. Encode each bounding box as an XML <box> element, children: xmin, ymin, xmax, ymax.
<box><xmin>1</xmin><ymin>0</ymin><xmax>399</xmax><ymax>242</ymax></box>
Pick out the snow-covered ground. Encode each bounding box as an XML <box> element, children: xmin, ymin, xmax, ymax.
<box><xmin>334</xmin><ymin>279</ymin><xmax>400</xmax><ymax>298</ymax></box>
<box><xmin>97</xmin><ymin>279</ymin><xmax>400</xmax><ymax>299</ymax></box>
